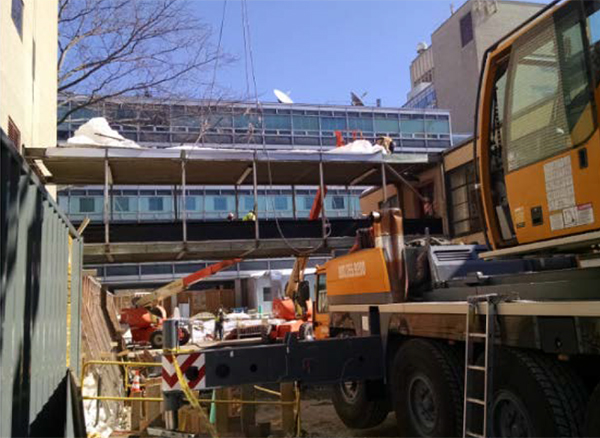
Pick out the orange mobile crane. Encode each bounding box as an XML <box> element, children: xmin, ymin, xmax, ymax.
<box><xmin>120</xmin><ymin>258</ymin><xmax>241</xmax><ymax>348</ymax></box>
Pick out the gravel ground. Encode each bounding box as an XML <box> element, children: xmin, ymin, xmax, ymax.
<box><xmin>254</xmin><ymin>387</ymin><xmax>398</xmax><ymax>438</ymax></box>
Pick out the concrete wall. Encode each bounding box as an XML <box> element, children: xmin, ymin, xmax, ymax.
<box><xmin>0</xmin><ymin>0</ymin><xmax>58</xmax><ymax>151</ymax></box>
<box><xmin>431</xmin><ymin>0</ymin><xmax>543</xmax><ymax>134</ymax></box>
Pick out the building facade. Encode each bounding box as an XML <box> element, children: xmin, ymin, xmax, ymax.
<box><xmin>403</xmin><ymin>0</ymin><xmax>545</xmax><ymax>133</ymax></box>
<box><xmin>58</xmin><ymin>96</ymin><xmax>453</xmax><ymax>153</ymax></box>
<box><xmin>1</xmin><ymin>0</ymin><xmax>58</xmax><ymax>154</ymax></box>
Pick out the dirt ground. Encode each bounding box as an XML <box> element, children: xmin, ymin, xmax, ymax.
<box><xmin>255</xmin><ymin>388</ymin><xmax>398</xmax><ymax>438</ymax></box>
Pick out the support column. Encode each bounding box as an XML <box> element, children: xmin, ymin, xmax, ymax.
<box><xmin>281</xmin><ymin>383</ymin><xmax>296</xmax><ymax>436</ymax></box>
<box><xmin>163</xmin><ymin>319</ymin><xmax>181</xmax><ymax>431</ymax></box>
<box><xmin>381</xmin><ymin>161</ymin><xmax>387</xmax><ymax>209</ymax></box>
<box><xmin>103</xmin><ymin>155</ymin><xmax>112</xmax><ymax>246</ymax></box>
<box><xmin>319</xmin><ymin>159</ymin><xmax>327</xmax><ymax>241</ymax></box>
<box><xmin>235</xmin><ymin>185</ymin><xmax>239</xmax><ymax>219</ymax></box>
<box><xmin>252</xmin><ymin>158</ymin><xmax>259</xmax><ymax>243</ymax></box>
<box><xmin>292</xmin><ymin>185</ymin><xmax>297</xmax><ymax>220</ymax></box>
<box><xmin>181</xmin><ymin>154</ymin><xmax>187</xmax><ymax>243</ymax></box>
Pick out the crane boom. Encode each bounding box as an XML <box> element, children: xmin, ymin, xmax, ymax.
<box><xmin>136</xmin><ymin>258</ymin><xmax>242</xmax><ymax>308</ymax></box>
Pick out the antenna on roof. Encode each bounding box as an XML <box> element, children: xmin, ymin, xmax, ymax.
<box><xmin>350</xmin><ymin>91</ymin><xmax>367</xmax><ymax>106</ymax></box>
<box><xmin>274</xmin><ymin>89</ymin><xmax>294</xmax><ymax>104</ymax></box>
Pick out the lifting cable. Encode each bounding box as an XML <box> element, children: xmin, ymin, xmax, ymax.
<box><xmin>240</xmin><ymin>0</ymin><xmax>331</xmax><ymax>256</ymax></box>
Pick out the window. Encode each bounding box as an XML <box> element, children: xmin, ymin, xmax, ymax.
<box><xmin>243</xmin><ymin>196</ymin><xmax>255</xmax><ymax>211</ymax></box>
<box><xmin>274</xmin><ymin>196</ymin><xmax>288</xmax><ymax>210</ymax></box>
<box><xmin>460</xmin><ymin>12</ymin><xmax>473</xmax><ymax>47</ymax></box>
<box><xmin>7</xmin><ymin>117</ymin><xmax>21</xmax><ymax>152</ymax></box>
<box><xmin>12</xmin><ymin>0</ymin><xmax>23</xmax><ymax>38</ymax></box>
<box><xmin>447</xmin><ymin>163</ymin><xmax>482</xmax><ymax>236</ymax></box>
<box><xmin>265</xmin><ymin>114</ymin><xmax>292</xmax><ymax>130</ymax></box>
<box><xmin>213</xmin><ymin>196</ymin><xmax>227</xmax><ymax>211</ymax></box>
<box><xmin>292</xmin><ymin>115</ymin><xmax>319</xmax><ymax>131</ymax></box>
<box><xmin>148</xmin><ymin>197</ymin><xmax>164</xmax><ymax>211</ymax></box>
<box><xmin>332</xmin><ymin>196</ymin><xmax>345</xmax><ymax>210</ymax></box>
<box><xmin>114</xmin><ymin>197</ymin><xmax>130</xmax><ymax>212</ymax></box>
<box><xmin>505</xmin><ymin>4</ymin><xmax>595</xmax><ymax>172</ymax></box>
<box><xmin>321</xmin><ymin>117</ymin><xmax>346</xmax><ymax>131</ymax></box>
<box><xmin>302</xmin><ymin>196</ymin><xmax>314</xmax><ymax>210</ymax></box>
<box><xmin>141</xmin><ymin>264</ymin><xmax>173</xmax><ymax>275</ymax></box>
<box><xmin>316</xmin><ymin>274</ymin><xmax>328</xmax><ymax>313</ymax></box>
<box><xmin>348</xmin><ymin>116</ymin><xmax>373</xmax><ymax>132</ymax></box>
<box><xmin>400</xmin><ymin>115</ymin><xmax>425</xmax><ymax>136</ymax></box>
<box><xmin>79</xmin><ymin>197</ymin><xmax>96</xmax><ymax>213</ymax></box>
<box><xmin>185</xmin><ymin>197</ymin><xmax>197</xmax><ymax>211</ymax></box>
<box><xmin>263</xmin><ymin>287</ymin><xmax>273</xmax><ymax>302</ymax></box>
<box><xmin>374</xmin><ymin>117</ymin><xmax>400</xmax><ymax>133</ymax></box>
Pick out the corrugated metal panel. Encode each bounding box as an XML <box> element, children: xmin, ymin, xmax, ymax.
<box><xmin>1</xmin><ymin>132</ymin><xmax>84</xmax><ymax>437</ymax></box>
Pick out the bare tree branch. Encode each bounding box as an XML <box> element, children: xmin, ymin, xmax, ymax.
<box><xmin>57</xmin><ymin>0</ymin><xmax>235</xmax><ymax>125</ymax></box>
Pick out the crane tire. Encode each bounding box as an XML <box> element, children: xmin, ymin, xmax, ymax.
<box><xmin>331</xmin><ymin>380</ymin><xmax>389</xmax><ymax>429</ymax></box>
<box><xmin>584</xmin><ymin>381</ymin><xmax>600</xmax><ymax>436</ymax></box>
<box><xmin>477</xmin><ymin>347</ymin><xmax>587</xmax><ymax>437</ymax></box>
<box><xmin>149</xmin><ymin>330</ymin><xmax>164</xmax><ymax>349</ymax></box>
<box><xmin>331</xmin><ymin>331</ymin><xmax>388</xmax><ymax>429</ymax></box>
<box><xmin>391</xmin><ymin>338</ymin><xmax>463</xmax><ymax>437</ymax></box>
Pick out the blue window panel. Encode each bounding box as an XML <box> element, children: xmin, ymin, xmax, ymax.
<box><xmin>184</xmin><ymin>197</ymin><xmax>198</xmax><ymax>211</ymax></box>
<box><xmin>148</xmin><ymin>197</ymin><xmax>164</xmax><ymax>211</ymax></box>
<box><xmin>78</xmin><ymin>197</ymin><xmax>97</xmax><ymax>213</ymax></box>
<box><xmin>274</xmin><ymin>196</ymin><xmax>289</xmax><ymax>210</ymax></box>
<box><xmin>171</xmin><ymin>115</ymin><xmax>200</xmax><ymax>128</ymax></box>
<box><xmin>330</xmin><ymin>195</ymin><xmax>345</xmax><ymax>210</ymax></box>
<box><xmin>70</xmin><ymin>106</ymin><xmax>99</xmax><ymax>122</ymax></box>
<box><xmin>206</xmin><ymin>114</ymin><xmax>233</xmax><ymax>128</ymax></box>
<box><xmin>348</xmin><ymin>117</ymin><xmax>373</xmax><ymax>132</ymax></box>
<box><xmin>114</xmin><ymin>196</ymin><xmax>137</xmax><ymax>212</ymax></box>
<box><xmin>234</xmin><ymin>114</ymin><xmax>261</xmax><ymax>129</ymax></box>
<box><xmin>400</xmin><ymin>115</ymin><xmax>425</xmax><ymax>135</ymax></box>
<box><xmin>301</xmin><ymin>196</ymin><xmax>313</xmax><ymax>210</ymax></box>
<box><xmin>265</xmin><ymin>114</ymin><xmax>292</xmax><ymax>130</ymax></box>
<box><xmin>58</xmin><ymin>195</ymin><xmax>69</xmax><ymax>214</ymax></box>
<box><xmin>212</xmin><ymin>196</ymin><xmax>228</xmax><ymax>211</ymax></box>
<box><xmin>321</xmin><ymin>117</ymin><xmax>346</xmax><ymax>131</ymax></box>
<box><xmin>374</xmin><ymin>117</ymin><xmax>400</xmax><ymax>133</ymax></box>
<box><xmin>243</xmin><ymin>196</ymin><xmax>255</xmax><ymax>211</ymax></box>
<box><xmin>140</xmin><ymin>196</ymin><xmax>173</xmax><ymax>212</ymax></box>
<box><xmin>425</xmin><ymin>117</ymin><xmax>450</xmax><ymax>134</ymax></box>
<box><xmin>292</xmin><ymin>115</ymin><xmax>319</xmax><ymax>131</ymax></box>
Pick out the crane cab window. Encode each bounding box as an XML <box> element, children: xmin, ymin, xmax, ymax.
<box><xmin>316</xmin><ymin>274</ymin><xmax>328</xmax><ymax>313</ymax></box>
<box><xmin>504</xmin><ymin>1</ymin><xmax>597</xmax><ymax>172</ymax></box>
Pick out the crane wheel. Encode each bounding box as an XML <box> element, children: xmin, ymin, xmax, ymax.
<box><xmin>149</xmin><ymin>330</ymin><xmax>164</xmax><ymax>349</ymax></box>
<box><xmin>585</xmin><ymin>382</ymin><xmax>600</xmax><ymax>437</ymax></box>
<box><xmin>331</xmin><ymin>332</ymin><xmax>389</xmax><ymax>429</ymax></box>
<box><xmin>391</xmin><ymin>339</ymin><xmax>463</xmax><ymax>437</ymax></box>
<box><xmin>473</xmin><ymin>347</ymin><xmax>587</xmax><ymax>437</ymax></box>
<box><xmin>331</xmin><ymin>380</ymin><xmax>389</xmax><ymax>429</ymax></box>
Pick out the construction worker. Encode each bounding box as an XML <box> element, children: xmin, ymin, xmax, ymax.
<box><xmin>242</xmin><ymin>209</ymin><xmax>256</xmax><ymax>221</ymax></box>
<box><xmin>227</xmin><ymin>212</ymin><xmax>235</xmax><ymax>221</ymax></box>
<box><xmin>214</xmin><ymin>307</ymin><xmax>225</xmax><ymax>341</ymax></box>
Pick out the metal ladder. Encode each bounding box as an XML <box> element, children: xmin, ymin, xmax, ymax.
<box><xmin>462</xmin><ymin>294</ymin><xmax>498</xmax><ymax>438</ymax></box>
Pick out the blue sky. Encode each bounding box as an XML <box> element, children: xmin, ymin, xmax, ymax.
<box><xmin>192</xmin><ymin>0</ymin><xmax>548</xmax><ymax>107</ymax></box>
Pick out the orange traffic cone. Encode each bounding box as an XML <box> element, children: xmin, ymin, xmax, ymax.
<box><xmin>131</xmin><ymin>370</ymin><xmax>142</xmax><ymax>393</ymax></box>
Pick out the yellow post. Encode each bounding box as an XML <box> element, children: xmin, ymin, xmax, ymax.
<box><xmin>281</xmin><ymin>383</ymin><xmax>295</xmax><ymax>436</ymax></box>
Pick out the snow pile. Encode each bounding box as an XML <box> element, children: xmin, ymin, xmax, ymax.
<box><xmin>325</xmin><ymin>139</ymin><xmax>387</xmax><ymax>155</ymax></box>
<box><xmin>66</xmin><ymin>117</ymin><xmax>140</xmax><ymax>148</ymax></box>
<box><xmin>82</xmin><ymin>374</ymin><xmax>122</xmax><ymax>438</ymax></box>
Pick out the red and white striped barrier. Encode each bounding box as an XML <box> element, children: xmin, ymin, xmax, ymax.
<box><xmin>162</xmin><ymin>352</ymin><xmax>206</xmax><ymax>391</ymax></box>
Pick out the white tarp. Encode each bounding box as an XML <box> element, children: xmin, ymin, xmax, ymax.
<box><xmin>66</xmin><ymin>117</ymin><xmax>140</xmax><ymax>148</ymax></box>
<box><xmin>325</xmin><ymin>139</ymin><xmax>387</xmax><ymax>154</ymax></box>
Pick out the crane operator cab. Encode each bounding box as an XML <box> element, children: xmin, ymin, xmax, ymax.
<box><xmin>477</xmin><ymin>0</ymin><xmax>600</xmax><ymax>251</ymax></box>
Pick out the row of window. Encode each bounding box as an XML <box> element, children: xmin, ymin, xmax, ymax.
<box><xmin>58</xmin><ymin>192</ymin><xmax>362</xmax><ymax>220</ymax></box>
<box><xmin>89</xmin><ymin>257</ymin><xmax>329</xmax><ymax>278</ymax></box>
<box><xmin>59</xmin><ymin>101</ymin><xmax>451</xmax><ymax>133</ymax></box>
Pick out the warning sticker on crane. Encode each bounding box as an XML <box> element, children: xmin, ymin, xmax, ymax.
<box><xmin>162</xmin><ymin>352</ymin><xmax>206</xmax><ymax>391</ymax></box>
<box><xmin>544</xmin><ymin>156</ymin><xmax>575</xmax><ymax>213</ymax></box>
